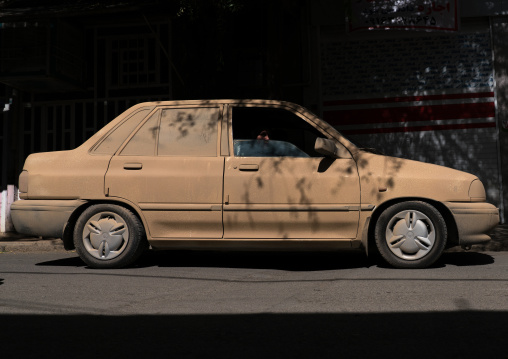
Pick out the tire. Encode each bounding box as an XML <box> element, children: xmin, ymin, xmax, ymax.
<box><xmin>374</xmin><ymin>201</ymin><xmax>447</xmax><ymax>269</ymax></box>
<box><xmin>73</xmin><ymin>204</ymin><xmax>147</xmax><ymax>269</ymax></box>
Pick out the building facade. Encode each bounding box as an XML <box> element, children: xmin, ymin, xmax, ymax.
<box><xmin>306</xmin><ymin>1</ymin><xmax>508</xmax><ymax>222</ymax></box>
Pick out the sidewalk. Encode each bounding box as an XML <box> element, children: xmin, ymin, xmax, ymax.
<box><xmin>1</xmin><ymin>224</ymin><xmax>508</xmax><ymax>253</ymax></box>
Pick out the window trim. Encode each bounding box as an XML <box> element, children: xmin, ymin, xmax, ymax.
<box><xmin>118</xmin><ymin>108</ymin><xmax>162</xmax><ymax>156</ymax></box>
<box><xmin>89</xmin><ymin>106</ymin><xmax>155</xmax><ymax>155</ymax></box>
<box><xmin>220</xmin><ymin>104</ymin><xmax>229</xmax><ymax>156</ymax></box>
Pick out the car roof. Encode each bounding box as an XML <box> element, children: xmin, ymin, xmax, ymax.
<box><xmin>128</xmin><ymin>99</ymin><xmax>303</xmax><ymax>111</ymax></box>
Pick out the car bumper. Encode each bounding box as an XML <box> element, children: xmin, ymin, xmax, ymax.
<box><xmin>10</xmin><ymin>199</ymin><xmax>86</xmax><ymax>238</ymax></box>
<box><xmin>444</xmin><ymin>202</ymin><xmax>500</xmax><ymax>246</ymax></box>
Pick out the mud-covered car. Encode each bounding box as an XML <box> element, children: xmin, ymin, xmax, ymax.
<box><xmin>11</xmin><ymin>100</ymin><xmax>499</xmax><ymax>269</ymax></box>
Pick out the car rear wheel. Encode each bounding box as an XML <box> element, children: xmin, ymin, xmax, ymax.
<box><xmin>74</xmin><ymin>204</ymin><xmax>147</xmax><ymax>269</ymax></box>
<box><xmin>374</xmin><ymin>201</ymin><xmax>447</xmax><ymax>269</ymax></box>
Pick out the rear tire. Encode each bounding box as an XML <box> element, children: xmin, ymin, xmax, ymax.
<box><xmin>374</xmin><ymin>201</ymin><xmax>447</xmax><ymax>269</ymax></box>
<box><xmin>74</xmin><ymin>204</ymin><xmax>147</xmax><ymax>269</ymax></box>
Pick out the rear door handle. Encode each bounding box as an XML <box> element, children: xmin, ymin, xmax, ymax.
<box><xmin>239</xmin><ymin>164</ymin><xmax>259</xmax><ymax>171</ymax></box>
<box><xmin>124</xmin><ymin>163</ymin><xmax>143</xmax><ymax>170</ymax></box>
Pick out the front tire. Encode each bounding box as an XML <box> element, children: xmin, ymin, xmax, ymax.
<box><xmin>374</xmin><ymin>201</ymin><xmax>447</xmax><ymax>269</ymax></box>
<box><xmin>74</xmin><ymin>204</ymin><xmax>147</xmax><ymax>269</ymax></box>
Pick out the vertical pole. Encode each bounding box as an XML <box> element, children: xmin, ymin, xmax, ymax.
<box><xmin>491</xmin><ymin>17</ymin><xmax>508</xmax><ymax>223</ymax></box>
<box><xmin>0</xmin><ymin>189</ymin><xmax>5</xmax><ymax>233</ymax></box>
<box><xmin>5</xmin><ymin>184</ymin><xmax>15</xmax><ymax>232</ymax></box>
<box><xmin>1</xmin><ymin>104</ymin><xmax>8</xmax><ymax>189</ymax></box>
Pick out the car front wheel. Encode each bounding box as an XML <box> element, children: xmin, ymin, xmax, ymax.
<box><xmin>374</xmin><ymin>201</ymin><xmax>447</xmax><ymax>269</ymax></box>
<box><xmin>74</xmin><ymin>204</ymin><xmax>147</xmax><ymax>269</ymax></box>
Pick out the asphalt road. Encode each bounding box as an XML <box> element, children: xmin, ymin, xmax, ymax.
<box><xmin>1</xmin><ymin>250</ymin><xmax>507</xmax><ymax>358</ymax></box>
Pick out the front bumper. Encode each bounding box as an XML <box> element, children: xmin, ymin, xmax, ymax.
<box><xmin>445</xmin><ymin>202</ymin><xmax>499</xmax><ymax>246</ymax></box>
<box><xmin>11</xmin><ymin>200</ymin><xmax>86</xmax><ymax>238</ymax></box>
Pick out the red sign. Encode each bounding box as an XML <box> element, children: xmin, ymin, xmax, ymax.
<box><xmin>322</xmin><ymin>92</ymin><xmax>495</xmax><ymax>135</ymax></box>
<box><xmin>348</xmin><ymin>0</ymin><xmax>459</xmax><ymax>32</ymax></box>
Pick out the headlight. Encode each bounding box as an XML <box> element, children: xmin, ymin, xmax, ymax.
<box><xmin>469</xmin><ymin>179</ymin><xmax>486</xmax><ymax>201</ymax></box>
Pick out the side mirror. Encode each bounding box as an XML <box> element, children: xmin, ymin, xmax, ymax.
<box><xmin>314</xmin><ymin>138</ymin><xmax>352</xmax><ymax>159</ymax></box>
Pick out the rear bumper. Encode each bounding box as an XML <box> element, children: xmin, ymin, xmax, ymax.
<box><xmin>444</xmin><ymin>202</ymin><xmax>499</xmax><ymax>246</ymax></box>
<box><xmin>11</xmin><ymin>200</ymin><xmax>86</xmax><ymax>238</ymax></box>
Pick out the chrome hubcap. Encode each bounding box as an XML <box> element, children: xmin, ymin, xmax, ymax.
<box><xmin>82</xmin><ymin>212</ymin><xmax>129</xmax><ymax>260</ymax></box>
<box><xmin>385</xmin><ymin>210</ymin><xmax>435</xmax><ymax>260</ymax></box>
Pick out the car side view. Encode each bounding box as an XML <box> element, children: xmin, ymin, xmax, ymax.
<box><xmin>11</xmin><ymin>100</ymin><xmax>500</xmax><ymax>269</ymax></box>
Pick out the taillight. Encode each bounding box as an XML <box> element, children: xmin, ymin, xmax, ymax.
<box><xmin>19</xmin><ymin>170</ymin><xmax>28</xmax><ymax>194</ymax></box>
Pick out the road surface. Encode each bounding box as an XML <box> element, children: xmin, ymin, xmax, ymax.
<box><xmin>1</xmin><ymin>250</ymin><xmax>507</xmax><ymax>358</ymax></box>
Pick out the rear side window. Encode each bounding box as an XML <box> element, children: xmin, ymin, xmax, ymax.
<box><xmin>158</xmin><ymin>107</ymin><xmax>219</xmax><ymax>156</ymax></box>
<box><xmin>93</xmin><ymin>108</ymin><xmax>152</xmax><ymax>155</ymax></box>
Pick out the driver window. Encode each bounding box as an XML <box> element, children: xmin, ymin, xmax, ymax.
<box><xmin>231</xmin><ymin>107</ymin><xmax>325</xmax><ymax>157</ymax></box>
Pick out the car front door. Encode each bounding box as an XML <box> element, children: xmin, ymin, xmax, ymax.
<box><xmin>105</xmin><ymin>106</ymin><xmax>224</xmax><ymax>239</ymax></box>
<box><xmin>223</xmin><ymin>105</ymin><xmax>360</xmax><ymax>239</ymax></box>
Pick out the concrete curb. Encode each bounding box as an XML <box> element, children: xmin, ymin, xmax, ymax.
<box><xmin>469</xmin><ymin>224</ymin><xmax>508</xmax><ymax>251</ymax></box>
<box><xmin>0</xmin><ymin>236</ymin><xmax>65</xmax><ymax>253</ymax></box>
<box><xmin>1</xmin><ymin>224</ymin><xmax>507</xmax><ymax>253</ymax></box>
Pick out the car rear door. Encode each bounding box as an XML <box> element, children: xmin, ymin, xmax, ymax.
<box><xmin>105</xmin><ymin>105</ymin><xmax>224</xmax><ymax>239</ymax></box>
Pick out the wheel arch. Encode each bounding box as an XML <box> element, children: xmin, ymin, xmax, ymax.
<box><xmin>62</xmin><ymin>199</ymin><xmax>147</xmax><ymax>250</ymax></box>
<box><xmin>367</xmin><ymin>197</ymin><xmax>459</xmax><ymax>255</ymax></box>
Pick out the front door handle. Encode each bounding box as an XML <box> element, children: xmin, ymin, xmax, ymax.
<box><xmin>239</xmin><ymin>164</ymin><xmax>259</xmax><ymax>171</ymax></box>
<box><xmin>124</xmin><ymin>163</ymin><xmax>143</xmax><ymax>170</ymax></box>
